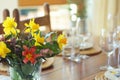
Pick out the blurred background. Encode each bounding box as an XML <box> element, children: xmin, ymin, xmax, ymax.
<box><xmin>0</xmin><ymin>0</ymin><xmax>119</xmax><ymax>37</ymax></box>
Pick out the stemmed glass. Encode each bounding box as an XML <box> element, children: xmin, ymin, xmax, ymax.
<box><xmin>75</xmin><ymin>17</ymin><xmax>92</xmax><ymax>59</ymax></box>
<box><xmin>111</xmin><ymin>14</ymin><xmax>120</xmax><ymax>68</ymax></box>
<box><xmin>113</xmin><ymin>26</ymin><xmax>120</xmax><ymax>68</ymax></box>
<box><xmin>99</xmin><ymin>28</ymin><xmax>114</xmax><ymax>70</ymax></box>
<box><xmin>76</xmin><ymin>17</ymin><xmax>93</xmax><ymax>49</ymax></box>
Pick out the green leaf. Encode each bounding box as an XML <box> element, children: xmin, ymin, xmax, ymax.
<box><xmin>43</xmin><ymin>41</ymin><xmax>61</xmax><ymax>57</ymax></box>
<box><xmin>45</xmin><ymin>32</ymin><xmax>54</xmax><ymax>39</ymax></box>
<box><xmin>21</xmin><ymin>63</ymin><xmax>34</xmax><ymax>75</ymax></box>
<box><xmin>51</xmin><ymin>32</ymin><xmax>58</xmax><ymax>41</ymax></box>
<box><xmin>5</xmin><ymin>34</ymin><xmax>13</xmax><ymax>40</ymax></box>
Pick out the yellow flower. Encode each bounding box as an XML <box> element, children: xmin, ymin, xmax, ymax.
<box><xmin>57</xmin><ymin>34</ymin><xmax>67</xmax><ymax>50</ymax></box>
<box><xmin>34</xmin><ymin>33</ymin><xmax>45</xmax><ymax>46</ymax></box>
<box><xmin>2</xmin><ymin>17</ymin><xmax>19</xmax><ymax>35</ymax></box>
<box><xmin>25</xmin><ymin>19</ymin><xmax>40</xmax><ymax>33</ymax></box>
<box><xmin>0</xmin><ymin>41</ymin><xmax>11</xmax><ymax>58</ymax></box>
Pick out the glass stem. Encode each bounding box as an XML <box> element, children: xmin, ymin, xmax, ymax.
<box><xmin>71</xmin><ymin>47</ymin><xmax>75</xmax><ymax>59</ymax></box>
<box><xmin>70</xmin><ymin>32</ymin><xmax>75</xmax><ymax>60</ymax></box>
<box><xmin>118</xmin><ymin>46</ymin><xmax>120</xmax><ymax>68</ymax></box>
<box><xmin>107</xmin><ymin>54</ymin><xmax>111</xmax><ymax>68</ymax></box>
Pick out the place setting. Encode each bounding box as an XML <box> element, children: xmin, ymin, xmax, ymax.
<box><xmin>94</xmin><ymin>68</ymin><xmax>120</xmax><ymax>80</ymax></box>
<box><xmin>94</xmin><ymin>24</ymin><xmax>120</xmax><ymax>80</ymax></box>
<box><xmin>60</xmin><ymin>30</ymin><xmax>102</xmax><ymax>62</ymax></box>
<box><xmin>79</xmin><ymin>42</ymin><xmax>102</xmax><ymax>56</ymax></box>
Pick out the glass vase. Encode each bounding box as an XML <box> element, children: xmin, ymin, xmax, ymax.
<box><xmin>9</xmin><ymin>61</ymin><xmax>41</xmax><ymax>80</ymax></box>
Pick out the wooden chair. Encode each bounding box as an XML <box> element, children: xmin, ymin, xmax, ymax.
<box><xmin>0</xmin><ymin>3</ymin><xmax>51</xmax><ymax>34</ymax></box>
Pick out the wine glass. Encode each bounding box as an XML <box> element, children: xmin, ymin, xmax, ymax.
<box><xmin>76</xmin><ymin>17</ymin><xmax>93</xmax><ymax>49</ymax></box>
<box><xmin>113</xmin><ymin>26</ymin><xmax>120</xmax><ymax>68</ymax></box>
<box><xmin>99</xmin><ymin>28</ymin><xmax>114</xmax><ymax>70</ymax></box>
<box><xmin>75</xmin><ymin>17</ymin><xmax>92</xmax><ymax>59</ymax></box>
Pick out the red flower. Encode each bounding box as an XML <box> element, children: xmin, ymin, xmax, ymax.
<box><xmin>22</xmin><ymin>45</ymin><xmax>42</xmax><ymax>64</ymax></box>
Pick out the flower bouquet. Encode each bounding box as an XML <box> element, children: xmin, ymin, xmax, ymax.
<box><xmin>0</xmin><ymin>17</ymin><xmax>67</xmax><ymax>80</ymax></box>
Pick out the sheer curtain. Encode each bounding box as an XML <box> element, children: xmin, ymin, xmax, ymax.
<box><xmin>117</xmin><ymin>0</ymin><xmax>120</xmax><ymax>26</ymax></box>
<box><xmin>87</xmin><ymin>0</ymin><xmax>118</xmax><ymax>36</ymax></box>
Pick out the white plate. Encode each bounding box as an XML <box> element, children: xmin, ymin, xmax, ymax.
<box><xmin>104</xmin><ymin>69</ymin><xmax>120</xmax><ymax>80</ymax></box>
<box><xmin>80</xmin><ymin>42</ymin><xmax>93</xmax><ymax>50</ymax></box>
<box><xmin>0</xmin><ymin>75</ymin><xmax>11</xmax><ymax>80</ymax></box>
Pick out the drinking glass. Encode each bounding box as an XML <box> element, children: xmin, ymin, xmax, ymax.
<box><xmin>99</xmin><ymin>28</ymin><xmax>114</xmax><ymax>70</ymax></box>
<box><xmin>113</xmin><ymin>15</ymin><xmax>120</xmax><ymax>68</ymax></box>
<box><xmin>75</xmin><ymin>17</ymin><xmax>92</xmax><ymax>60</ymax></box>
<box><xmin>62</xmin><ymin>29</ymin><xmax>81</xmax><ymax>62</ymax></box>
<box><xmin>76</xmin><ymin>17</ymin><xmax>93</xmax><ymax>49</ymax></box>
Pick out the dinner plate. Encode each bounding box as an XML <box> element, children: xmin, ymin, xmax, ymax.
<box><xmin>80</xmin><ymin>42</ymin><xmax>93</xmax><ymax>50</ymax></box>
<box><xmin>64</xmin><ymin>42</ymin><xmax>93</xmax><ymax>50</ymax></box>
<box><xmin>104</xmin><ymin>69</ymin><xmax>120</xmax><ymax>80</ymax></box>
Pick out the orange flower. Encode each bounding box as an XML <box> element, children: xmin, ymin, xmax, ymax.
<box><xmin>22</xmin><ymin>46</ymin><xmax>42</xmax><ymax>64</ymax></box>
<box><xmin>57</xmin><ymin>34</ymin><xmax>67</xmax><ymax>50</ymax></box>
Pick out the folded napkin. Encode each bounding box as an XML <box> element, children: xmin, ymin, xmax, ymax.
<box><xmin>105</xmin><ymin>69</ymin><xmax>120</xmax><ymax>80</ymax></box>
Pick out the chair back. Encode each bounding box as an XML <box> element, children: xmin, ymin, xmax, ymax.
<box><xmin>0</xmin><ymin>3</ymin><xmax>51</xmax><ymax>34</ymax></box>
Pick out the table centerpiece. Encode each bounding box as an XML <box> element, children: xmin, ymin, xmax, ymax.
<box><xmin>0</xmin><ymin>17</ymin><xmax>67</xmax><ymax>80</ymax></box>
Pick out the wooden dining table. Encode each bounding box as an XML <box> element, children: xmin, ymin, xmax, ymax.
<box><xmin>41</xmin><ymin>52</ymin><xmax>117</xmax><ymax>80</ymax></box>
<box><xmin>41</xmin><ymin>37</ymin><xmax>118</xmax><ymax>80</ymax></box>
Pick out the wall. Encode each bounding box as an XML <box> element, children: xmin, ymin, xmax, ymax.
<box><xmin>0</xmin><ymin>0</ymin><xmax>18</xmax><ymax>22</ymax></box>
<box><xmin>18</xmin><ymin>0</ymin><xmax>66</xmax><ymax>6</ymax></box>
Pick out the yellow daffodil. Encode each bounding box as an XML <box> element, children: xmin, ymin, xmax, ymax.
<box><xmin>25</xmin><ymin>19</ymin><xmax>40</xmax><ymax>34</ymax></box>
<box><xmin>57</xmin><ymin>34</ymin><xmax>67</xmax><ymax>50</ymax></box>
<box><xmin>2</xmin><ymin>17</ymin><xmax>20</xmax><ymax>36</ymax></box>
<box><xmin>34</xmin><ymin>33</ymin><xmax>45</xmax><ymax>46</ymax></box>
<box><xmin>0</xmin><ymin>41</ymin><xmax>11</xmax><ymax>58</ymax></box>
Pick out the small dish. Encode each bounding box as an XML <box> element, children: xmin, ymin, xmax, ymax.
<box><xmin>42</xmin><ymin>57</ymin><xmax>54</xmax><ymax>69</ymax></box>
<box><xmin>104</xmin><ymin>69</ymin><xmax>120</xmax><ymax>80</ymax></box>
<box><xmin>0</xmin><ymin>63</ymin><xmax>8</xmax><ymax>72</ymax></box>
<box><xmin>0</xmin><ymin>75</ymin><xmax>10</xmax><ymax>80</ymax></box>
